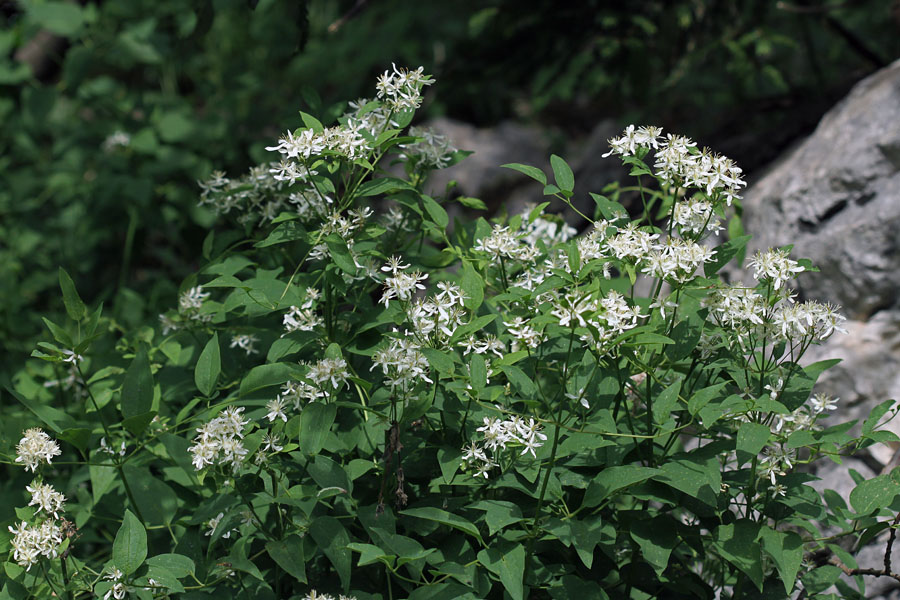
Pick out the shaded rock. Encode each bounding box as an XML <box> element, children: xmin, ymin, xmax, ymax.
<box><xmin>420</xmin><ymin>117</ymin><xmax>625</xmax><ymax>225</ymax></box>
<box><xmin>420</xmin><ymin>117</ymin><xmax>550</xmax><ymax>210</ymax></box>
<box><xmin>740</xmin><ymin>58</ymin><xmax>900</xmax><ymax>320</ymax></box>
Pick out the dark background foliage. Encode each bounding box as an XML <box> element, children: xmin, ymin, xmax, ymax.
<box><xmin>1</xmin><ymin>0</ymin><xmax>898</xmax><ymax>382</ymax></box>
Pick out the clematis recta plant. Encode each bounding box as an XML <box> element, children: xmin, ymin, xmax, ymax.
<box><xmin>4</xmin><ymin>65</ymin><xmax>900</xmax><ymax>600</ymax></box>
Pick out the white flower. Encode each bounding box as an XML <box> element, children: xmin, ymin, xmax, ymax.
<box><xmin>15</xmin><ymin>428</ymin><xmax>61</xmax><ymax>472</ymax></box>
<box><xmin>205</xmin><ymin>512</ymin><xmax>236</xmax><ymax>539</ymax></box>
<box><xmin>372</xmin><ymin>334</ymin><xmax>433</xmax><ymax>391</ymax></box>
<box><xmin>748</xmin><ymin>248</ymin><xmax>805</xmax><ymax>290</ymax></box>
<box><xmin>179</xmin><ymin>286</ymin><xmax>210</xmax><ymax>311</ymax></box>
<box><xmin>26</xmin><ymin>482</ymin><xmax>66</xmax><ymax>519</ymax></box>
<box><xmin>189</xmin><ymin>407</ymin><xmax>250</xmax><ymax>472</ymax></box>
<box><xmin>380</xmin><ymin>261</ymin><xmax>428</xmax><ymax>307</ymax></box>
<box><xmin>102</xmin><ymin>130</ymin><xmax>131</xmax><ymax>151</ymax></box>
<box><xmin>103</xmin><ymin>568</ymin><xmax>127</xmax><ymax>600</ymax></box>
<box><xmin>810</xmin><ymin>393</ymin><xmax>839</xmax><ymax>414</ymax></box>
<box><xmin>565</xmin><ymin>388</ymin><xmax>590</xmax><ymax>410</ymax></box>
<box><xmin>261</xmin><ymin>434</ymin><xmax>283</xmax><ymax>453</ymax></box>
<box><xmin>230</xmin><ymin>334</ymin><xmax>259</xmax><ymax>355</ymax></box>
<box><xmin>8</xmin><ymin>520</ymin><xmax>63</xmax><ymax>570</ymax></box>
<box><xmin>398</xmin><ymin>126</ymin><xmax>457</xmax><ymax>169</ymax></box>
<box><xmin>265</xmin><ymin>398</ymin><xmax>288</xmax><ymax>423</ymax></box>
<box><xmin>283</xmin><ymin>305</ymin><xmax>323</xmax><ymax>334</ymax></box>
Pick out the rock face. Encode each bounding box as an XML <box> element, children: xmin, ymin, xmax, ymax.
<box><xmin>740</xmin><ymin>58</ymin><xmax>900</xmax><ymax>320</ymax></box>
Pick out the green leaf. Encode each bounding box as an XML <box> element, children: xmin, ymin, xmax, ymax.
<box><xmin>122</xmin><ymin>465</ymin><xmax>179</xmax><ymax>525</ymax></box>
<box><xmin>759</xmin><ymin>527</ymin><xmax>803</xmax><ymax>594</ymax></box>
<box><xmin>863</xmin><ymin>398</ymin><xmax>896</xmax><ymax>436</ymax></box>
<box><xmin>401</xmin><ymin>507</ymin><xmax>484</xmax><ymax>545</ymax></box>
<box><xmin>687</xmin><ymin>383</ymin><xmax>727</xmax><ymax>416</ymax></box>
<box><xmin>7</xmin><ymin>386</ymin><xmax>76</xmax><ymax>433</ymax></box>
<box><xmin>422</xmin><ymin>195</ymin><xmax>449</xmax><ymax>229</ymax></box>
<box><xmin>265</xmin><ymin>535</ymin><xmax>306</xmax><ymax>583</ymax></box>
<box><xmin>41</xmin><ymin>317</ymin><xmax>72</xmax><ymax>347</ymax></box>
<box><xmin>194</xmin><ymin>333</ymin><xmax>221</xmax><ymax>397</ymax></box>
<box><xmin>356</xmin><ymin>177</ymin><xmax>415</xmax><ymax>197</ymax></box>
<box><xmin>144</xmin><ymin>554</ymin><xmax>194</xmax><ymax>578</ymax></box>
<box><xmin>58</xmin><ymin>267</ymin><xmax>86</xmax><ymax>321</ymax></box>
<box><xmin>457</xmin><ymin>196</ymin><xmax>487</xmax><ymax>210</ymax></box>
<box><xmin>713</xmin><ymin>519</ymin><xmax>763</xmax><ymax>590</ymax></box>
<box><xmin>27</xmin><ymin>2</ymin><xmax>84</xmax><ymax>36</ymax></box>
<box><xmin>656</xmin><ymin>455</ymin><xmax>721</xmax><ymax>508</ymax></box>
<box><xmin>469</xmin><ymin>354</ymin><xmax>487</xmax><ymax>391</ymax></box>
<box><xmin>346</xmin><ymin>542</ymin><xmax>395</xmax><ymax>568</ymax></box>
<box><xmin>437</xmin><ymin>446</ymin><xmax>462</xmax><ymax>483</ymax></box>
<box><xmin>239</xmin><ymin>363</ymin><xmax>295</xmax><ymax>397</ymax></box>
<box><xmin>477</xmin><ymin>544</ymin><xmax>525</xmax><ymax>600</ymax></box>
<box><xmin>550</xmin><ymin>155</ymin><xmax>575</xmax><ymax>193</ymax></box>
<box><xmin>90</xmin><ymin>464</ymin><xmax>117</xmax><ymax>504</ymax></box>
<box><xmin>308</xmin><ymin>517</ymin><xmax>351</xmax><ymax>591</ymax></box>
<box><xmin>307</xmin><ymin>455</ymin><xmax>352</xmax><ymax>495</ymax></box>
<box><xmin>421</xmin><ymin>348</ymin><xmax>453</xmax><ymax>376</ymax></box>
<box><xmin>254</xmin><ymin>221</ymin><xmax>308</xmax><ymax>248</ymax></box>
<box><xmin>736</xmin><ymin>422</ymin><xmax>771</xmax><ymax>467</ymax></box>
<box><xmin>469</xmin><ymin>500</ymin><xmax>524</xmax><ymax>536</ymax></box>
<box><xmin>589</xmin><ymin>193</ymin><xmax>627</xmax><ymax>220</ymax></box>
<box><xmin>499</xmin><ymin>365</ymin><xmax>536</xmax><ymax>398</ymax></box>
<box><xmin>501</xmin><ymin>163</ymin><xmax>547</xmax><ymax>186</ymax></box>
<box><xmin>705</xmin><ymin>235</ymin><xmax>752</xmax><ymax>277</ymax></box>
<box><xmin>630</xmin><ymin>516</ymin><xmax>678</xmax><ymax>576</ymax></box>
<box><xmin>800</xmin><ymin>565</ymin><xmax>842</xmax><ymax>595</ymax></box>
<box><xmin>849</xmin><ymin>473</ymin><xmax>900</xmax><ymax>515</ymax></box>
<box><xmin>324</xmin><ymin>234</ymin><xmax>358</xmax><ymax>275</ymax></box>
<box><xmin>113</xmin><ymin>510</ymin><xmax>147</xmax><ymax>575</ymax></box>
<box><xmin>582</xmin><ymin>465</ymin><xmax>661</xmax><ymax>508</ymax></box>
<box><xmin>459</xmin><ymin>261</ymin><xmax>484</xmax><ymax>310</ymax></box>
<box><xmin>122</xmin><ymin>345</ymin><xmax>154</xmax><ymax>419</ymax></box>
<box><xmin>652</xmin><ymin>379</ymin><xmax>682</xmax><ymax>424</ymax></box>
<box><xmin>299</xmin><ymin>111</ymin><xmax>323</xmax><ymax>133</ymax></box>
<box><xmin>121</xmin><ymin>411</ymin><xmax>156</xmax><ymax>438</ymax></box>
<box><xmin>300</xmin><ymin>402</ymin><xmax>336</xmax><ymax>456</ymax></box>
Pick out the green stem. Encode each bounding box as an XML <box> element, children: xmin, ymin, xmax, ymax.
<box><xmin>60</xmin><ymin>557</ymin><xmax>73</xmax><ymax>600</ymax></box>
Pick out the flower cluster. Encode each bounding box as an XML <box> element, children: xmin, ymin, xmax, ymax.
<box><xmin>15</xmin><ymin>428</ymin><xmax>61</xmax><ymax>472</ymax></box>
<box><xmin>374</xmin><ymin>63</ymin><xmax>434</xmax><ymax>111</ymax></box>
<box><xmin>406</xmin><ymin>281</ymin><xmax>468</xmax><ymax>345</ymax></box>
<box><xmin>380</xmin><ymin>256</ymin><xmax>428</xmax><ymax>307</ymax></box>
<box><xmin>372</xmin><ymin>335</ymin><xmax>433</xmax><ymax>392</ymax></box>
<box><xmin>473</xmin><ymin>224</ymin><xmax>538</xmax><ymax>263</ymax></box>
<box><xmin>602</xmin><ymin>125</ymin><xmax>746</xmax><ymax>205</ymax></box>
<box><xmin>399</xmin><ymin>126</ymin><xmax>457</xmax><ymax>169</ymax></box>
<box><xmin>189</xmin><ymin>407</ymin><xmax>250</xmax><ymax>471</ymax></box>
<box><xmin>461</xmin><ymin>416</ymin><xmax>547</xmax><ymax>478</ymax></box>
<box><xmin>550</xmin><ymin>289</ymin><xmax>643</xmax><ymax>351</ymax></box>
<box><xmin>7</xmin><ymin>520</ymin><xmax>64</xmax><ymax>571</ymax></box>
<box><xmin>301</xmin><ymin>591</ymin><xmax>357</xmax><ymax>600</ymax></box>
<box><xmin>161</xmin><ymin>285</ymin><xmax>214</xmax><ymax>333</ymax></box>
<box><xmin>264</xmin><ymin>358</ymin><xmax>350</xmax><ymax>424</ymax></box>
<box><xmin>230</xmin><ymin>334</ymin><xmax>259</xmax><ymax>355</ymax></box>
<box><xmin>748</xmin><ymin>247</ymin><xmax>805</xmax><ymax>291</ymax></box>
<box><xmin>26</xmin><ymin>481</ymin><xmax>66</xmax><ymax>519</ymax></box>
<box><xmin>283</xmin><ymin>288</ymin><xmax>323</xmax><ymax>335</ymax></box>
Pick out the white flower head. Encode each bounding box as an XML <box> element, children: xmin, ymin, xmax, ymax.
<box><xmin>26</xmin><ymin>482</ymin><xmax>66</xmax><ymax>519</ymax></box>
<box><xmin>15</xmin><ymin>428</ymin><xmax>61</xmax><ymax>472</ymax></box>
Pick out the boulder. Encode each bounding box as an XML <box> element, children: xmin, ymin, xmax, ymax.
<box><xmin>740</xmin><ymin>58</ymin><xmax>900</xmax><ymax>320</ymax></box>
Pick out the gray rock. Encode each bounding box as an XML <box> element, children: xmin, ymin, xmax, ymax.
<box><xmin>419</xmin><ymin>117</ymin><xmax>625</xmax><ymax>226</ymax></box>
<box><xmin>740</xmin><ymin>58</ymin><xmax>900</xmax><ymax>320</ymax></box>
<box><xmin>419</xmin><ymin>117</ymin><xmax>550</xmax><ymax>209</ymax></box>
